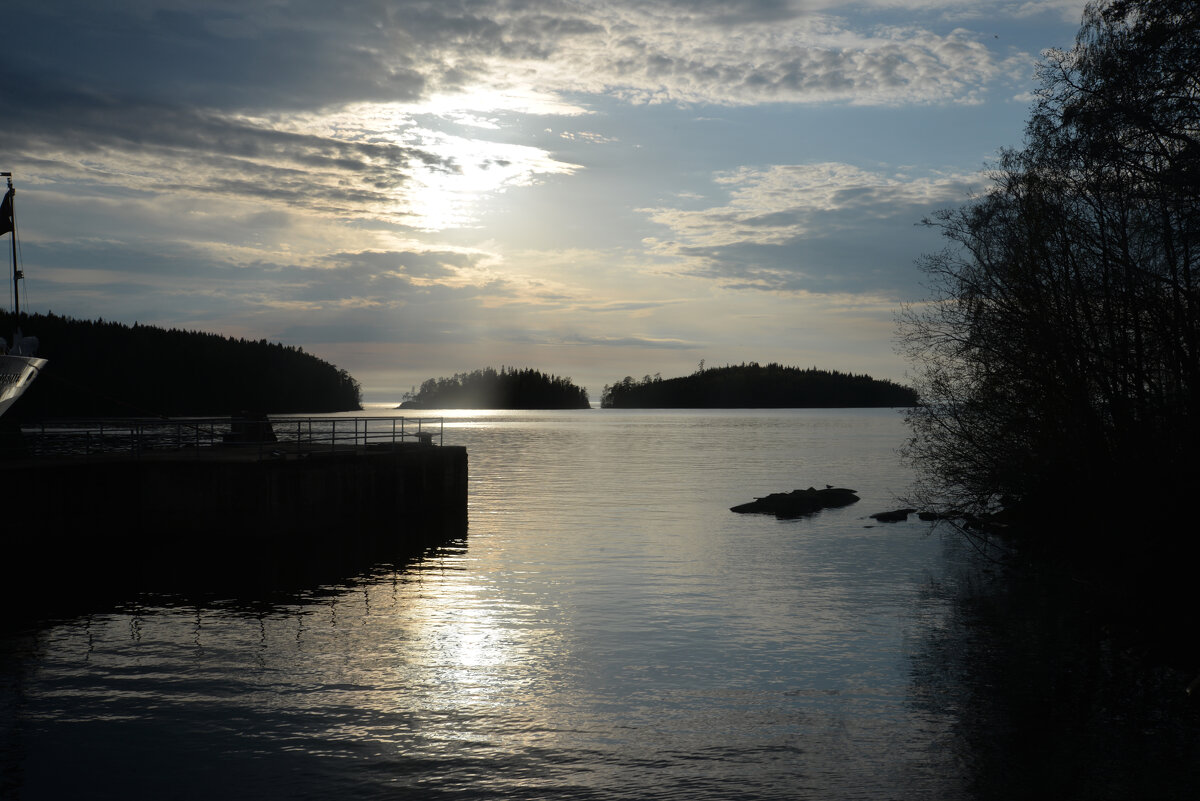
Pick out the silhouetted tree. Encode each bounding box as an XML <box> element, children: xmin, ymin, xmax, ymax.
<box><xmin>899</xmin><ymin>0</ymin><xmax>1200</xmax><ymax>541</ymax></box>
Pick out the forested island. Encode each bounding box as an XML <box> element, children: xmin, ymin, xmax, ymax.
<box><xmin>2</xmin><ymin>312</ymin><xmax>361</xmax><ymax>418</ymax></box>
<box><xmin>600</xmin><ymin>364</ymin><xmax>917</xmax><ymax>408</ymax></box>
<box><xmin>399</xmin><ymin>367</ymin><xmax>590</xmax><ymax>409</ymax></box>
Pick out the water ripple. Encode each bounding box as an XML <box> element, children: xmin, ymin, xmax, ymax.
<box><xmin>2</xmin><ymin>410</ymin><xmax>968</xmax><ymax>800</ymax></box>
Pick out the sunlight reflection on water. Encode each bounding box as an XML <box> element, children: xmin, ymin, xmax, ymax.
<box><xmin>1</xmin><ymin>409</ymin><xmax>971</xmax><ymax>800</ymax></box>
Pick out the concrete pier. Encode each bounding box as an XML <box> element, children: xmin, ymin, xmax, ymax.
<box><xmin>2</xmin><ymin>439</ymin><xmax>468</xmax><ymax>616</ymax></box>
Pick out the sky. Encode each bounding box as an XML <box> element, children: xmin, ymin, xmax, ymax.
<box><xmin>2</xmin><ymin>0</ymin><xmax>1089</xmax><ymax>403</ymax></box>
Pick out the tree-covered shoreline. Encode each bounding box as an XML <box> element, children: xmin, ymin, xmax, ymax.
<box><xmin>2</xmin><ymin>311</ymin><xmax>361</xmax><ymax>418</ymax></box>
<box><xmin>899</xmin><ymin>0</ymin><xmax>1200</xmax><ymax>664</ymax></box>
<box><xmin>399</xmin><ymin>367</ymin><xmax>590</xmax><ymax>409</ymax></box>
<box><xmin>601</xmin><ymin>363</ymin><xmax>917</xmax><ymax>408</ymax></box>
<box><xmin>901</xmin><ymin>0</ymin><xmax>1198</xmax><ymax>535</ymax></box>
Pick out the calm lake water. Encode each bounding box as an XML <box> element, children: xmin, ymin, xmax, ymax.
<box><xmin>3</xmin><ymin>408</ymin><xmax>1195</xmax><ymax>798</ymax></box>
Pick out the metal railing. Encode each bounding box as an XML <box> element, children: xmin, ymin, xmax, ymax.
<box><xmin>14</xmin><ymin>416</ymin><xmax>445</xmax><ymax>459</ymax></box>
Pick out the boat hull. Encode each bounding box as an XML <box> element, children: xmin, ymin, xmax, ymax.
<box><xmin>0</xmin><ymin>354</ymin><xmax>47</xmax><ymax>417</ymax></box>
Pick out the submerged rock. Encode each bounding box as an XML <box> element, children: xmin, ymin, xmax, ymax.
<box><xmin>869</xmin><ymin>508</ymin><xmax>917</xmax><ymax>523</ymax></box>
<box><xmin>730</xmin><ymin>486</ymin><xmax>859</xmax><ymax>519</ymax></box>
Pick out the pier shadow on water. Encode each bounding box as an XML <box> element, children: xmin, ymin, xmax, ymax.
<box><xmin>1</xmin><ymin>436</ymin><xmax>468</xmax><ymax>631</ymax></box>
<box><xmin>909</xmin><ymin>533</ymin><xmax>1200</xmax><ymax>800</ymax></box>
<box><xmin>1</xmin><ymin>517</ymin><xmax>468</xmax><ymax>632</ymax></box>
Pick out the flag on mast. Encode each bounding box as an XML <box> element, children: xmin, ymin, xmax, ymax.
<box><xmin>0</xmin><ymin>188</ymin><xmax>12</xmax><ymax>237</ymax></box>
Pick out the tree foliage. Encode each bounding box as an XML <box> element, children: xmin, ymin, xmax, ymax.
<box><xmin>2</xmin><ymin>311</ymin><xmax>362</xmax><ymax>417</ymax></box>
<box><xmin>899</xmin><ymin>0</ymin><xmax>1200</xmax><ymax>536</ymax></box>
<box><xmin>401</xmin><ymin>366</ymin><xmax>590</xmax><ymax>409</ymax></box>
<box><xmin>601</xmin><ymin>363</ymin><xmax>917</xmax><ymax>408</ymax></box>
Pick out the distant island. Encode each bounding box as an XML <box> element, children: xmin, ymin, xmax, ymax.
<box><xmin>2</xmin><ymin>311</ymin><xmax>362</xmax><ymax>418</ymax></box>
<box><xmin>601</xmin><ymin>363</ymin><xmax>917</xmax><ymax>408</ymax></box>
<box><xmin>399</xmin><ymin>367</ymin><xmax>590</xmax><ymax>409</ymax></box>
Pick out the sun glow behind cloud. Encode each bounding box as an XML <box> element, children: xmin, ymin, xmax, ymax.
<box><xmin>398</xmin><ymin>89</ymin><xmax>586</xmax><ymax>231</ymax></box>
<box><xmin>399</xmin><ymin>128</ymin><xmax>581</xmax><ymax>231</ymax></box>
<box><xmin>408</xmin><ymin>87</ymin><xmax>592</xmax><ymax>121</ymax></box>
<box><xmin>257</xmin><ymin>98</ymin><xmax>582</xmax><ymax>231</ymax></box>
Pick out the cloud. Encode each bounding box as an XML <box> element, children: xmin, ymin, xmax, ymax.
<box><xmin>1010</xmin><ymin>0</ymin><xmax>1090</xmax><ymax>22</ymax></box>
<box><xmin>3</xmin><ymin>0</ymin><xmax>1043</xmax><ymax>240</ymax></box>
<box><xmin>7</xmin><ymin>1</ymin><xmax>429</xmax><ymax>112</ymax></box>
<box><xmin>571</xmin><ymin>299</ymin><xmax>686</xmax><ymax>314</ymax></box>
<box><xmin>329</xmin><ymin>249</ymin><xmax>479</xmax><ymax>281</ymax></box>
<box><xmin>576</xmin><ymin>22</ymin><xmax>1007</xmax><ymax>106</ymax></box>
<box><xmin>641</xmin><ymin>163</ymin><xmax>976</xmax><ymax>294</ymax></box>
<box><xmin>562</xmin><ymin>333</ymin><xmax>701</xmax><ymax>349</ymax></box>
<box><xmin>0</xmin><ymin>73</ymin><xmax>447</xmax><ymax>214</ymax></box>
<box><xmin>8</xmin><ymin>1</ymin><xmax>1038</xmax><ymax>125</ymax></box>
<box><xmin>4</xmin><ymin>0</ymin><xmax>594</xmax><ymax>233</ymax></box>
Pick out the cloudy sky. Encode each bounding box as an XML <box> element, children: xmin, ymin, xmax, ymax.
<box><xmin>3</xmin><ymin>0</ymin><xmax>1087</xmax><ymax>403</ymax></box>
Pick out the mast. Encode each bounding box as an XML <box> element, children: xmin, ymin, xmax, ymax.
<box><xmin>1</xmin><ymin>172</ymin><xmax>17</xmax><ymax>317</ymax></box>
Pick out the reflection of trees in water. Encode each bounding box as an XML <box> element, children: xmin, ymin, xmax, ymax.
<box><xmin>909</xmin><ymin>534</ymin><xmax>1200</xmax><ymax>800</ymax></box>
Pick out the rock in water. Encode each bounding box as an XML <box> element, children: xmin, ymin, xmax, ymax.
<box><xmin>869</xmin><ymin>508</ymin><xmax>917</xmax><ymax>523</ymax></box>
<box><xmin>730</xmin><ymin>486</ymin><xmax>859</xmax><ymax>519</ymax></box>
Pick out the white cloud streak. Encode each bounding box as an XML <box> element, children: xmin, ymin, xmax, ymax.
<box><xmin>642</xmin><ymin>163</ymin><xmax>977</xmax><ymax>293</ymax></box>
